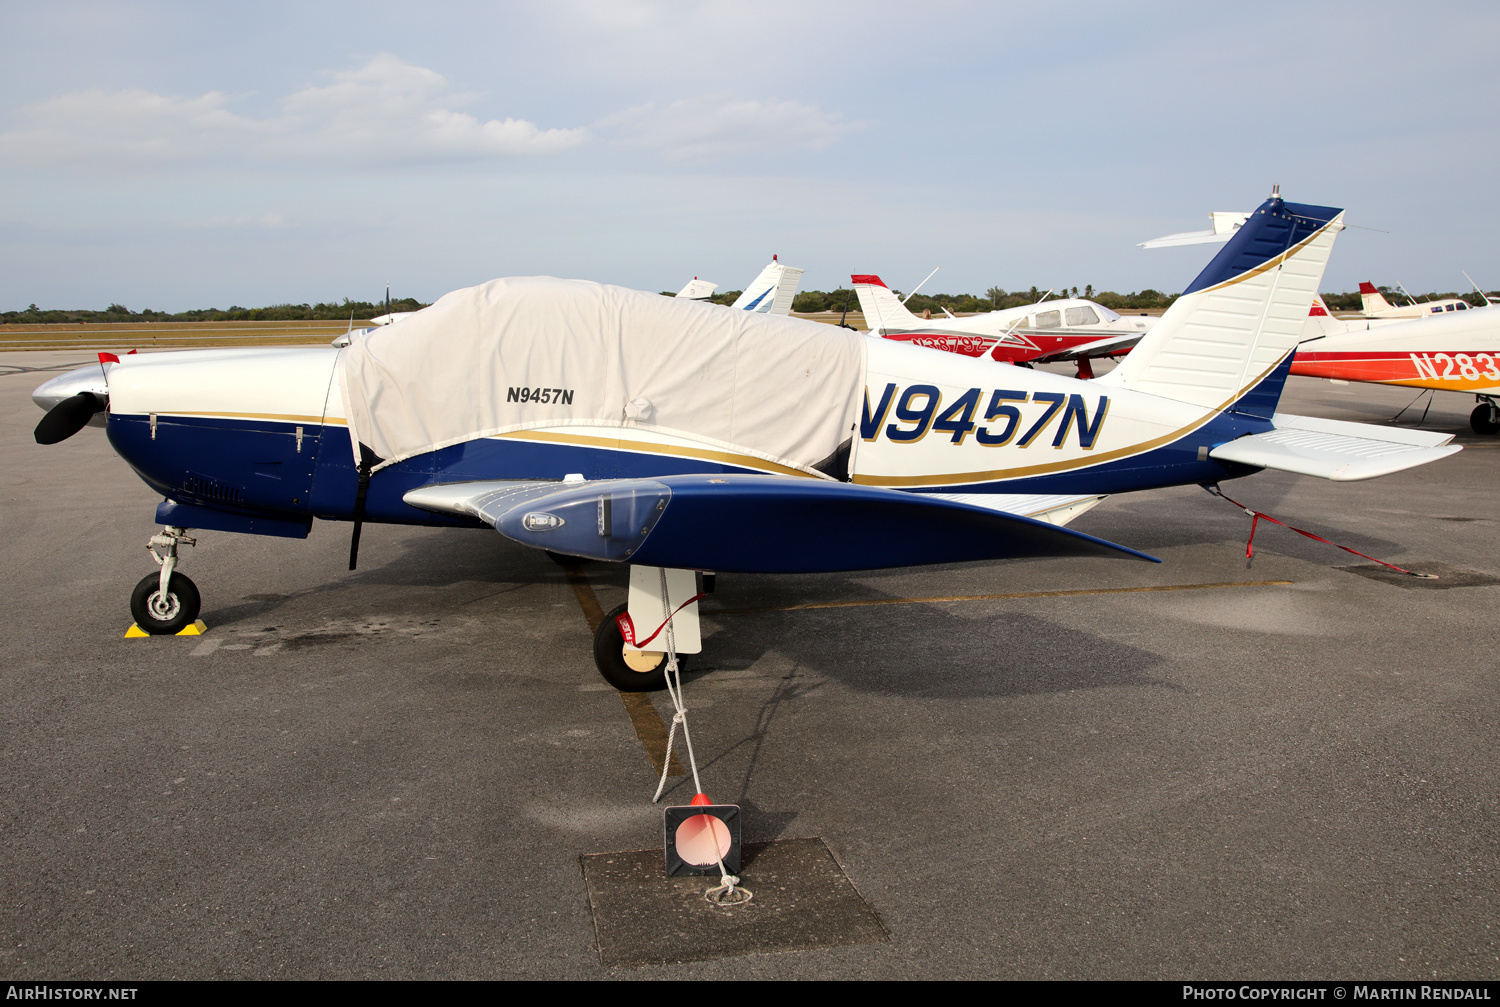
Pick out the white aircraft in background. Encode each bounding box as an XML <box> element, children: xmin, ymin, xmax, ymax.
<box><xmin>675</xmin><ymin>278</ymin><xmax>719</xmax><ymax>300</ymax></box>
<box><xmin>852</xmin><ymin>274</ymin><xmax>1153</xmax><ymax>376</ymax></box>
<box><xmin>1355</xmin><ymin>282</ymin><xmax>1475</xmax><ymax>319</ymax></box>
<box><xmin>674</xmin><ymin>255</ymin><xmax>805</xmax><ymax>315</ymax></box>
<box><xmin>368</xmin><ymin>311</ymin><xmax>414</xmax><ymax>326</ymax></box>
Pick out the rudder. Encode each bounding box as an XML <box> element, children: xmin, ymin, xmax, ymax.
<box><xmin>1099</xmin><ymin>190</ymin><xmax>1344</xmax><ymax>412</ymax></box>
<box><xmin>851</xmin><ymin>274</ymin><xmax>921</xmax><ymax>333</ymax></box>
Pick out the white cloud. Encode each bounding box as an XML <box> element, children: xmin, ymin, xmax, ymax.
<box><xmin>604</xmin><ymin>95</ymin><xmax>851</xmax><ymax>163</ymax></box>
<box><xmin>0</xmin><ymin>55</ymin><xmax>586</xmax><ymax>171</ymax></box>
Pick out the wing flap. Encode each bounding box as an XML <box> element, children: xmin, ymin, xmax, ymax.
<box><xmin>1030</xmin><ymin>332</ymin><xmax>1144</xmax><ymax>362</ymax></box>
<box><xmin>924</xmin><ymin>492</ymin><xmax>1107</xmax><ymax>527</ymax></box>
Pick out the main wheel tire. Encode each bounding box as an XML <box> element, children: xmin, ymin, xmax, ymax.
<box><xmin>130</xmin><ymin>572</ymin><xmax>202</xmax><ymax>635</ymax></box>
<box><xmin>593</xmin><ymin>602</ymin><xmax>670</xmax><ymax>691</ymax></box>
<box><xmin>1471</xmin><ymin>404</ymin><xmax>1499</xmax><ymax>436</ymax></box>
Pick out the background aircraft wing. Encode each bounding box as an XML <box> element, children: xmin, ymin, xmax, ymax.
<box><xmin>405</xmin><ymin>474</ymin><xmax>1155</xmax><ymax>573</ymax></box>
<box><xmin>1209</xmin><ymin>413</ymin><xmax>1460</xmax><ymax>481</ymax></box>
<box><xmin>1029</xmin><ymin>331</ymin><xmax>1145</xmax><ymax>362</ymax></box>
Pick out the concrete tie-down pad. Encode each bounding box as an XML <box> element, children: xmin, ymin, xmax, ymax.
<box><xmin>580</xmin><ymin>838</ymin><xmax>888</xmax><ymax>967</ymax></box>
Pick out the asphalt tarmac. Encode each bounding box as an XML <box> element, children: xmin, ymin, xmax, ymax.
<box><xmin>2</xmin><ymin>352</ymin><xmax>1497</xmax><ymax>980</ymax></box>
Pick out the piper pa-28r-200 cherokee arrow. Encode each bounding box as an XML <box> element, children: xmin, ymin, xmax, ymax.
<box><xmin>33</xmin><ymin>190</ymin><xmax>1460</xmax><ymax>690</ymax></box>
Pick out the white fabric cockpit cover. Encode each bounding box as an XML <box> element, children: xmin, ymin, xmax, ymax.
<box><xmin>338</xmin><ymin>276</ymin><xmax>866</xmax><ymax>476</ymax></box>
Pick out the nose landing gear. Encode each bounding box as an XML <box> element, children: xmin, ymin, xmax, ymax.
<box><xmin>129</xmin><ymin>526</ymin><xmax>202</xmax><ymax>635</ymax></box>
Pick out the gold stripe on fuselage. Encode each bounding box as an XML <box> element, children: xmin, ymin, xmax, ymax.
<box><xmin>494</xmin><ymin>429</ymin><xmax>823</xmax><ymax>479</ymax></box>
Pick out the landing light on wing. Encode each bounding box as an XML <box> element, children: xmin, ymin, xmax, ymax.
<box><xmin>522</xmin><ymin>511</ymin><xmax>565</xmax><ymax>531</ymax></box>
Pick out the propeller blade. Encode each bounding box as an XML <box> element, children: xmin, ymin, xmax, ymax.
<box><xmin>34</xmin><ymin>392</ymin><xmax>104</xmax><ymax>445</ymax></box>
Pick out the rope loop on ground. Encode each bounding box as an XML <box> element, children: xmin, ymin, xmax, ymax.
<box><xmin>704</xmin><ymin>875</ymin><xmax>754</xmax><ymax>907</ymax></box>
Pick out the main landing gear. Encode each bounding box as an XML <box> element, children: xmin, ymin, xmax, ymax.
<box><xmin>594</xmin><ymin>603</ymin><xmax>669</xmax><ymax>691</ymax></box>
<box><xmin>129</xmin><ymin>526</ymin><xmax>201</xmax><ymax>635</ymax></box>
<box><xmin>1472</xmin><ymin>397</ymin><xmax>1499</xmax><ymax>436</ymax></box>
<box><xmin>590</xmin><ymin>566</ymin><xmax>706</xmax><ymax>692</ymax></box>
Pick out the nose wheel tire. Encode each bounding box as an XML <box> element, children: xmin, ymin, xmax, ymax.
<box><xmin>593</xmin><ymin>602</ymin><xmax>670</xmax><ymax>691</ymax></box>
<box><xmin>1471</xmin><ymin>404</ymin><xmax>1499</xmax><ymax>436</ymax></box>
<box><xmin>129</xmin><ymin>572</ymin><xmax>202</xmax><ymax>635</ymax></box>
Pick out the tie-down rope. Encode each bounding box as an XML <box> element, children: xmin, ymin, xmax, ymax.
<box><xmin>647</xmin><ymin>568</ymin><xmax>753</xmax><ymax>907</ymax></box>
<box><xmin>1203</xmin><ymin>484</ymin><xmax>1437</xmax><ymax>578</ymax></box>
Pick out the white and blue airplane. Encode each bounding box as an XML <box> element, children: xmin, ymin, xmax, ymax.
<box><xmin>33</xmin><ymin>191</ymin><xmax>1459</xmax><ymax>690</ymax></box>
<box><xmin>674</xmin><ymin>255</ymin><xmax>805</xmax><ymax>314</ymax></box>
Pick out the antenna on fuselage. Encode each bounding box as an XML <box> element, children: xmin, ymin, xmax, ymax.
<box><xmin>902</xmin><ymin>266</ymin><xmax>941</xmax><ymax>306</ymax></box>
<box><xmin>1463</xmin><ymin>271</ymin><xmax>1491</xmax><ymax>307</ymax></box>
<box><xmin>1397</xmin><ymin>282</ymin><xmax>1419</xmax><ymax>306</ymax></box>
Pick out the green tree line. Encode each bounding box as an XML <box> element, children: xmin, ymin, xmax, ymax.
<box><xmin>1</xmin><ymin>296</ymin><xmax>429</xmax><ymax>325</ymax></box>
<box><xmin>13</xmin><ymin>286</ymin><xmax>1498</xmax><ymax>325</ymax></box>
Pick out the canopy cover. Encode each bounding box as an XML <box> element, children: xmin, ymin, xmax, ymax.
<box><xmin>339</xmin><ymin>276</ymin><xmax>866</xmax><ymax>476</ymax></box>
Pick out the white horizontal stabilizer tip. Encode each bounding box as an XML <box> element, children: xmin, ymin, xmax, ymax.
<box><xmin>1139</xmin><ymin>212</ymin><xmax>1250</xmax><ymax>248</ymax></box>
<box><xmin>1210</xmin><ymin>428</ymin><xmax>1460</xmax><ymax>481</ymax></box>
<box><xmin>925</xmin><ymin>492</ymin><xmax>1107</xmax><ymax>527</ymax></box>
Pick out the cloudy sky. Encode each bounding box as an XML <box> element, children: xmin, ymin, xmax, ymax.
<box><xmin>3</xmin><ymin>0</ymin><xmax>1497</xmax><ymax>310</ymax></box>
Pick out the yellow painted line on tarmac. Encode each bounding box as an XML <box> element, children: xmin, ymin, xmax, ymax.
<box><xmin>706</xmin><ymin>580</ymin><xmax>1296</xmax><ymax>616</ymax></box>
<box><xmin>565</xmin><ymin>567</ymin><xmax>683</xmax><ymax>778</ymax></box>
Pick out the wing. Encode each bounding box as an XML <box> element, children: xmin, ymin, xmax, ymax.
<box><xmin>1029</xmin><ymin>331</ymin><xmax>1145</xmax><ymax>363</ymax></box>
<box><xmin>404</xmin><ymin>475</ymin><xmax>1154</xmax><ymax>573</ymax></box>
<box><xmin>1209</xmin><ymin>412</ymin><xmax>1461</xmax><ymax>481</ymax></box>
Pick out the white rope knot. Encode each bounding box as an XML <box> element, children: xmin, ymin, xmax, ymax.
<box><xmin>704</xmin><ymin>874</ymin><xmax>754</xmax><ymax>907</ymax></box>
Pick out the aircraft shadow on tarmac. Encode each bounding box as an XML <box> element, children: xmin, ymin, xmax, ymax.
<box><xmin>1087</xmin><ymin>480</ymin><xmax>1425</xmax><ymax>560</ymax></box>
<box><xmin>197</xmin><ymin>522</ymin><xmax>1181</xmax><ymax>704</ymax></box>
<box><xmin>195</xmin><ymin>496</ymin><xmax>1407</xmax><ymax>700</ymax></box>
<box><xmin>691</xmin><ymin>602</ymin><xmax>1176</xmax><ymax>702</ymax></box>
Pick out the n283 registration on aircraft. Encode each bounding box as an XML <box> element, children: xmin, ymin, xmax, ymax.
<box><xmin>1293</xmin><ymin>296</ymin><xmax>1500</xmax><ymax>435</ymax></box>
<box><xmin>33</xmin><ymin>190</ymin><xmax>1460</xmax><ymax>689</ymax></box>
